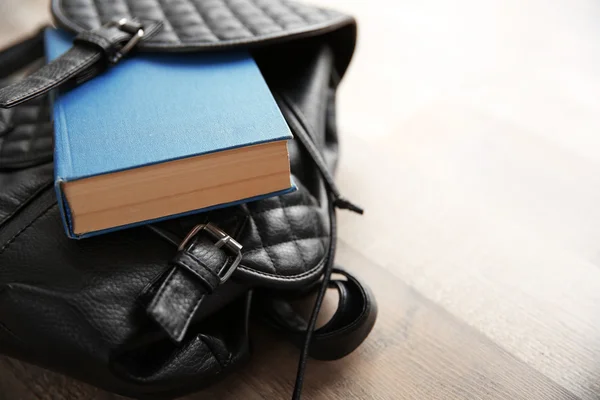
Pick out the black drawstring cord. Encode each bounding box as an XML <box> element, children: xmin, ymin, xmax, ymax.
<box><xmin>333</xmin><ymin>196</ymin><xmax>364</xmax><ymax>214</ymax></box>
<box><xmin>274</xmin><ymin>92</ymin><xmax>363</xmax><ymax>216</ymax></box>
<box><xmin>291</xmin><ymin>190</ymin><xmax>338</xmax><ymax>400</ymax></box>
<box><xmin>275</xmin><ymin>92</ymin><xmax>363</xmax><ymax>399</ymax></box>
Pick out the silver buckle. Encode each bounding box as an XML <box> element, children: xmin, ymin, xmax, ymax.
<box><xmin>107</xmin><ymin>18</ymin><xmax>145</xmax><ymax>64</ymax></box>
<box><xmin>178</xmin><ymin>223</ymin><xmax>243</xmax><ymax>284</ymax></box>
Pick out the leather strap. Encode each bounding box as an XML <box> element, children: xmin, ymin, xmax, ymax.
<box><xmin>0</xmin><ymin>29</ymin><xmax>45</xmax><ymax>136</ymax></box>
<box><xmin>0</xmin><ymin>20</ymin><xmax>162</xmax><ymax>109</ymax></box>
<box><xmin>147</xmin><ymin>233</ymin><xmax>237</xmax><ymax>342</ymax></box>
<box><xmin>259</xmin><ymin>267</ymin><xmax>377</xmax><ymax>360</ymax></box>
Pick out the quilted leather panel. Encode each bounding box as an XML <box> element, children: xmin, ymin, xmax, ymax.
<box><xmin>237</xmin><ymin>181</ymin><xmax>328</xmax><ymax>282</ymax></box>
<box><xmin>0</xmin><ymin>77</ymin><xmax>54</xmax><ymax>228</ymax></box>
<box><xmin>0</xmin><ymin>93</ymin><xmax>52</xmax><ymax>171</ymax></box>
<box><xmin>52</xmin><ymin>0</ymin><xmax>353</xmax><ymax>50</ymax></box>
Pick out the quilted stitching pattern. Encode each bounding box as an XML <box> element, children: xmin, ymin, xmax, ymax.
<box><xmin>53</xmin><ymin>0</ymin><xmax>351</xmax><ymax>49</ymax></box>
<box><xmin>0</xmin><ymin>86</ymin><xmax>52</xmax><ymax>171</ymax></box>
<box><xmin>237</xmin><ymin>182</ymin><xmax>328</xmax><ymax>280</ymax></box>
<box><xmin>156</xmin><ymin>178</ymin><xmax>329</xmax><ymax>282</ymax></box>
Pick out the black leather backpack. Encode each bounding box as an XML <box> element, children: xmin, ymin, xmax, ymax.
<box><xmin>0</xmin><ymin>1</ymin><xmax>377</xmax><ymax>398</ymax></box>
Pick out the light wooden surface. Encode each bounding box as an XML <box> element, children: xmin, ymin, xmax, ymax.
<box><xmin>2</xmin><ymin>0</ymin><xmax>600</xmax><ymax>399</ymax></box>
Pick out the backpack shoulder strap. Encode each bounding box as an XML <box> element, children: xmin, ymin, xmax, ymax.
<box><xmin>258</xmin><ymin>267</ymin><xmax>378</xmax><ymax>360</ymax></box>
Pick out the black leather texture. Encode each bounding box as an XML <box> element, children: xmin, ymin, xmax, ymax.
<box><xmin>258</xmin><ymin>268</ymin><xmax>378</xmax><ymax>361</ymax></box>
<box><xmin>52</xmin><ymin>0</ymin><xmax>355</xmax><ymax>59</ymax></box>
<box><xmin>0</xmin><ymin>2</ymin><xmax>375</xmax><ymax>398</ymax></box>
<box><xmin>0</xmin><ymin>44</ymin><xmax>102</xmax><ymax>108</ymax></box>
<box><xmin>0</xmin><ymin>0</ymin><xmax>356</xmax><ymax>109</ymax></box>
<box><xmin>147</xmin><ymin>231</ymin><xmax>243</xmax><ymax>342</ymax></box>
<box><xmin>0</xmin><ymin>22</ymin><xmax>163</xmax><ymax>108</ymax></box>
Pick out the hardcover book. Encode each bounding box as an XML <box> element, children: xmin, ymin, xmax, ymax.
<box><xmin>46</xmin><ymin>29</ymin><xmax>294</xmax><ymax>239</ymax></box>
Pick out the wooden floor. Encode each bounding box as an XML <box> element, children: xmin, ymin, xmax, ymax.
<box><xmin>2</xmin><ymin>0</ymin><xmax>600</xmax><ymax>398</ymax></box>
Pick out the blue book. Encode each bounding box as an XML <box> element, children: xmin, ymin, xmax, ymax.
<box><xmin>46</xmin><ymin>29</ymin><xmax>294</xmax><ymax>239</ymax></box>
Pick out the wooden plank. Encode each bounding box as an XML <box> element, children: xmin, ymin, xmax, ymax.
<box><xmin>0</xmin><ymin>357</ymin><xmax>120</xmax><ymax>400</ymax></box>
<box><xmin>316</xmin><ymin>0</ymin><xmax>600</xmax><ymax>397</ymax></box>
<box><xmin>334</xmin><ymin>103</ymin><xmax>600</xmax><ymax>399</ymax></box>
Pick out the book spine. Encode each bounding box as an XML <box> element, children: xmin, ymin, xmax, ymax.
<box><xmin>52</xmin><ymin>94</ymin><xmax>73</xmax><ymax>181</ymax></box>
<box><xmin>51</xmin><ymin>93</ymin><xmax>76</xmax><ymax>238</ymax></box>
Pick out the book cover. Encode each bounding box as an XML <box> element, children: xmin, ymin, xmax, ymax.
<box><xmin>46</xmin><ymin>28</ymin><xmax>295</xmax><ymax>239</ymax></box>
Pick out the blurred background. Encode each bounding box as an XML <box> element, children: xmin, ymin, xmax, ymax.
<box><xmin>2</xmin><ymin>0</ymin><xmax>600</xmax><ymax>399</ymax></box>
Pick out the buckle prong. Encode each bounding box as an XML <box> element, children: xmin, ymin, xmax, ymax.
<box><xmin>106</xmin><ymin>18</ymin><xmax>145</xmax><ymax>64</ymax></box>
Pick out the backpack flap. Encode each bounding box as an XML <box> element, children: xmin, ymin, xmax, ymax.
<box><xmin>0</xmin><ymin>0</ymin><xmax>356</xmax><ymax>108</ymax></box>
